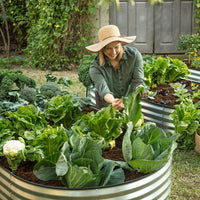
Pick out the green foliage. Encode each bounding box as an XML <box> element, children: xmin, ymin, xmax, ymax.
<box><xmin>25</xmin><ymin>125</ymin><xmax>68</xmax><ymax>161</ymax></box>
<box><xmin>44</xmin><ymin>94</ymin><xmax>83</xmax><ymax>129</ymax></box>
<box><xmin>177</xmin><ymin>33</ymin><xmax>200</xmax><ymax>69</ymax></box>
<box><xmin>122</xmin><ymin>122</ymin><xmax>179</xmax><ymax>174</ymax></box>
<box><xmin>170</xmin><ymin>82</ymin><xmax>200</xmax><ymax>103</ymax></box>
<box><xmin>78</xmin><ymin>54</ymin><xmax>96</xmax><ymax>87</ymax></box>
<box><xmin>2</xmin><ymin>0</ymin><xmax>28</xmax><ymax>48</ymax></box>
<box><xmin>0</xmin><ymin>119</ymin><xmax>14</xmax><ymax>156</ymax></box>
<box><xmin>143</xmin><ymin>56</ymin><xmax>190</xmax><ymax>88</ymax></box>
<box><xmin>40</xmin><ymin>82</ymin><xmax>61</xmax><ymax>99</ymax></box>
<box><xmin>1</xmin><ymin>0</ymin><xmax>98</xmax><ymax>69</ymax></box>
<box><xmin>24</xmin><ymin>0</ymin><xmax>98</xmax><ymax>70</ymax></box>
<box><xmin>76</xmin><ymin>105</ymin><xmax>123</xmax><ymax>144</ymax></box>
<box><xmin>122</xmin><ymin>86</ymin><xmax>144</xmax><ymax>126</ymax></box>
<box><xmin>7</xmin><ymin>104</ymin><xmax>48</xmax><ymax>136</ymax></box>
<box><xmin>170</xmin><ymin>99</ymin><xmax>200</xmax><ymax>150</ymax></box>
<box><xmin>194</xmin><ymin>0</ymin><xmax>200</xmax><ymax>33</ymax></box>
<box><xmin>0</xmin><ymin>56</ymin><xmax>27</xmax><ymax>68</ymax></box>
<box><xmin>33</xmin><ymin>138</ymin><xmax>125</xmax><ymax>188</ymax></box>
<box><xmin>0</xmin><ymin>69</ymin><xmax>36</xmax><ymax>100</ymax></box>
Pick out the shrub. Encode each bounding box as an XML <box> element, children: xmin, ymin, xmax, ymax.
<box><xmin>177</xmin><ymin>33</ymin><xmax>200</xmax><ymax>69</ymax></box>
<box><xmin>78</xmin><ymin>54</ymin><xmax>96</xmax><ymax>87</ymax></box>
<box><xmin>24</xmin><ymin>0</ymin><xmax>98</xmax><ymax>70</ymax></box>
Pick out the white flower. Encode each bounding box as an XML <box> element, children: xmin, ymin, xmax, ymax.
<box><xmin>3</xmin><ymin>140</ymin><xmax>25</xmax><ymax>156</ymax></box>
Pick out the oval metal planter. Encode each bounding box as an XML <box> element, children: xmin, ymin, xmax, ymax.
<box><xmin>0</xmin><ymin>156</ymin><xmax>172</xmax><ymax>200</ymax></box>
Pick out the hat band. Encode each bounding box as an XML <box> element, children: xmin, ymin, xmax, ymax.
<box><xmin>99</xmin><ymin>35</ymin><xmax>121</xmax><ymax>42</ymax></box>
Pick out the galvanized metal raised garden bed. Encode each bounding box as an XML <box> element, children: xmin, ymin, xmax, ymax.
<box><xmin>0</xmin><ymin>156</ymin><xmax>172</xmax><ymax>200</ymax></box>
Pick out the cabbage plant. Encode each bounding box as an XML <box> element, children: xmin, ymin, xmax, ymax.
<box><xmin>122</xmin><ymin>122</ymin><xmax>179</xmax><ymax>174</ymax></box>
<box><xmin>34</xmin><ymin>137</ymin><xmax>125</xmax><ymax>188</ymax></box>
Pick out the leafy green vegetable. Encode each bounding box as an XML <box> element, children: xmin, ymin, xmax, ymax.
<box><xmin>7</xmin><ymin>105</ymin><xmax>47</xmax><ymax>136</ymax></box>
<box><xmin>0</xmin><ymin>69</ymin><xmax>36</xmax><ymax>100</ymax></box>
<box><xmin>143</xmin><ymin>56</ymin><xmax>190</xmax><ymax>88</ymax></box>
<box><xmin>122</xmin><ymin>122</ymin><xmax>179</xmax><ymax>174</ymax></box>
<box><xmin>22</xmin><ymin>124</ymin><xmax>68</xmax><ymax>161</ymax></box>
<box><xmin>20</xmin><ymin>88</ymin><xmax>37</xmax><ymax>103</ymax></box>
<box><xmin>71</xmin><ymin>105</ymin><xmax>123</xmax><ymax>149</ymax></box>
<box><xmin>44</xmin><ymin>94</ymin><xmax>83</xmax><ymax>129</ymax></box>
<box><xmin>123</xmin><ymin>86</ymin><xmax>144</xmax><ymax>127</ymax></box>
<box><xmin>34</xmin><ymin>137</ymin><xmax>125</xmax><ymax>188</ymax></box>
<box><xmin>170</xmin><ymin>99</ymin><xmax>200</xmax><ymax>150</ymax></box>
<box><xmin>0</xmin><ymin>119</ymin><xmax>14</xmax><ymax>156</ymax></box>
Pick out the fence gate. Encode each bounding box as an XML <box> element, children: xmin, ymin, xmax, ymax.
<box><xmin>109</xmin><ymin>0</ymin><xmax>195</xmax><ymax>54</ymax></box>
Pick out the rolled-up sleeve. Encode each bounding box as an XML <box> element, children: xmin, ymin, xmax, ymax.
<box><xmin>131</xmin><ymin>50</ymin><xmax>145</xmax><ymax>91</ymax></box>
<box><xmin>89</xmin><ymin>61</ymin><xmax>113</xmax><ymax>101</ymax></box>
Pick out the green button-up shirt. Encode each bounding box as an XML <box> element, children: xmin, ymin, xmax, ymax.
<box><xmin>89</xmin><ymin>46</ymin><xmax>145</xmax><ymax>106</ymax></box>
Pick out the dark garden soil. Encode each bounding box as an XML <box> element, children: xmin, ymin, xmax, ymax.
<box><xmin>0</xmin><ymin>106</ymin><xmax>145</xmax><ymax>188</ymax></box>
<box><xmin>146</xmin><ymin>79</ymin><xmax>200</xmax><ymax>108</ymax></box>
<box><xmin>145</xmin><ymin>60</ymin><xmax>200</xmax><ymax>108</ymax></box>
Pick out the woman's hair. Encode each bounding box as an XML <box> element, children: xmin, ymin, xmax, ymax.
<box><xmin>98</xmin><ymin>43</ymin><xmax>124</xmax><ymax>66</ymax></box>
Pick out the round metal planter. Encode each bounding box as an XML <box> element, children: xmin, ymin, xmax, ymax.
<box><xmin>0</xmin><ymin>156</ymin><xmax>172</xmax><ymax>200</ymax></box>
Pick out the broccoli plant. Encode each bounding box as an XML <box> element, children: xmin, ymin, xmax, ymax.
<box><xmin>20</xmin><ymin>88</ymin><xmax>37</xmax><ymax>103</ymax></box>
<box><xmin>40</xmin><ymin>82</ymin><xmax>61</xmax><ymax>99</ymax></box>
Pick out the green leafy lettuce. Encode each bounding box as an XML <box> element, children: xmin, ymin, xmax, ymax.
<box><xmin>7</xmin><ymin>104</ymin><xmax>47</xmax><ymax>136</ymax></box>
<box><xmin>24</xmin><ymin>125</ymin><xmax>68</xmax><ymax>161</ymax></box>
<box><xmin>69</xmin><ymin>105</ymin><xmax>123</xmax><ymax>149</ymax></box>
<box><xmin>170</xmin><ymin>99</ymin><xmax>200</xmax><ymax>150</ymax></box>
<box><xmin>44</xmin><ymin>94</ymin><xmax>83</xmax><ymax>129</ymax></box>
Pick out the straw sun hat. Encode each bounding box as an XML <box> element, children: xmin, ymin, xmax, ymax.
<box><xmin>85</xmin><ymin>25</ymin><xmax>136</xmax><ymax>52</ymax></box>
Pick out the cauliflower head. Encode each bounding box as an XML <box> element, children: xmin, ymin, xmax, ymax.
<box><xmin>3</xmin><ymin>140</ymin><xmax>25</xmax><ymax>156</ymax></box>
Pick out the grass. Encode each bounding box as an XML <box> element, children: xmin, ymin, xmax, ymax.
<box><xmin>170</xmin><ymin>149</ymin><xmax>200</xmax><ymax>200</ymax></box>
<box><xmin>1</xmin><ymin>59</ymin><xmax>200</xmax><ymax>199</ymax></box>
<box><xmin>19</xmin><ymin>66</ymin><xmax>87</xmax><ymax>98</ymax></box>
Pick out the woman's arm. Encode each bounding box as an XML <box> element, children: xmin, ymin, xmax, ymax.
<box><xmin>104</xmin><ymin>93</ymin><xmax>124</xmax><ymax>110</ymax></box>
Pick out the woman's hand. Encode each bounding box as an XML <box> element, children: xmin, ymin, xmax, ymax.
<box><xmin>104</xmin><ymin>94</ymin><xmax>124</xmax><ymax>110</ymax></box>
<box><xmin>112</xmin><ymin>98</ymin><xmax>124</xmax><ymax>110</ymax></box>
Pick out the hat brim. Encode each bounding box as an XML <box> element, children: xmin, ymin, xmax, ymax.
<box><xmin>85</xmin><ymin>36</ymin><xmax>136</xmax><ymax>52</ymax></box>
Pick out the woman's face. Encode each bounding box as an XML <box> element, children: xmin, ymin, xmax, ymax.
<box><xmin>103</xmin><ymin>42</ymin><xmax>122</xmax><ymax>61</ymax></box>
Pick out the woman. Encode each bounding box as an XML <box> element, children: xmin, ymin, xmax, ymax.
<box><xmin>86</xmin><ymin>25</ymin><xmax>145</xmax><ymax>110</ymax></box>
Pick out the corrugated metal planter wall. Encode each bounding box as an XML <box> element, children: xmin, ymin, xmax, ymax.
<box><xmin>188</xmin><ymin>68</ymin><xmax>200</xmax><ymax>83</ymax></box>
<box><xmin>0</xmin><ymin>157</ymin><xmax>172</xmax><ymax>200</ymax></box>
<box><xmin>140</xmin><ymin>99</ymin><xmax>175</xmax><ymax>132</ymax></box>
